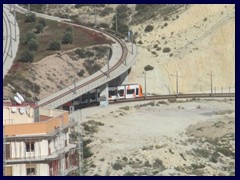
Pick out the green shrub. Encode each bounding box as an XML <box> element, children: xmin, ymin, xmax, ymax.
<box><xmin>62</xmin><ymin>32</ymin><xmax>73</xmax><ymax>44</ymax></box>
<box><xmin>24</xmin><ymin>32</ymin><xmax>37</xmax><ymax>44</ymax></box>
<box><xmin>75</xmin><ymin>48</ymin><xmax>85</xmax><ymax>58</ymax></box>
<box><xmin>100</xmin><ymin>7</ymin><xmax>113</xmax><ymax>17</ymax></box>
<box><xmin>35</xmin><ymin>23</ymin><xmax>44</xmax><ymax>34</ymax></box>
<box><xmin>20</xmin><ymin>50</ymin><xmax>34</xmax><ymax>62</ymax></box>
<box><xmin>83</xmin><ymin>146</ymin><xmax>93</xmax><ymax>159</ymax></box>
<box><xmin>153</xmin><ymin>158</ymin><xmax>165</xmax><ymax>170</ymax></box>
<box><xmin>39</xmin><ymin>18</ymin><xmax>46</xmax><ymax>27</ymax></box>
<box><xmin>163</xmin><ymin>47</ymin><xmax>171</xmax><ymax>53</ymax></box>
<box><xmin>144</xmin><ymin>25</ymin><xmax>154</xmax><ymax>32</ymax></box>
<box><xmin>144</xmin><ymin>160</ymin><xmax>151</xmax><ymax>167</ymax></box>
<box><xmin>99</xmin><ymin>23</ymin><xmax>109</xmax><ymax>29</ymax></box>
<box><xmin>85</xmin><ymin>51</ymin><xmax>94</xmax><ymax>57</ymax></box>
<box><xmin>48</xmin><ymin>40</ymin><xmax>61</xmax><ymax>50</ymax></box>
<box><xmin>112</xmin><ymin>162</ymin><xmax>123</xmax><ymax>170</ymax></box>
<box><xmin>120</xmin><ymin>106</ymin><xmax>130</xmax><ymax>111</ymax></box>
<box><xmin>77</xmin><ymin>69</ymin><xmax>85</xmax><ymax>77</ymax></box>
<box><xmin>66</xmin><ymin>26</ymin><xmax>73</xmax><ymax>32</ymax></box>
<box><xmin>27</xmin><ymin>39</ymin><xmax>38</xmax><ymax>51</ymax></box>
<box><xmin>163</xmin><ymin>16</ymin><xmax>169</xmax><ymax>21</ymax></box>
<box><xmin>216</xmin><ymin>147</ymin><xmax>235</xmax><ymax>157</ymax></box>
<box><xmin>123</xmin><ymin>172</ymin><xmax>135</xmax><ymax>176</ymax></box>
<box><xmin>122</xmin><ymin>156</ymin><xmax>128</xmax><ymax>162</ymax></box>
<box><xmin>25</xmin><ymin>13</ymin><xmax>36</xmax><ymax>23</ymax></box>
<box><xmin>144</xmin><ymin>65</ymin><xmax>154</xmax><ymax>71</ymax></box>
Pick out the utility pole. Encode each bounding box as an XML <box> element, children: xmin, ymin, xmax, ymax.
<box><xmin>3</xmin><ymin>126</ymin><xmax>6</xmax><ymax>176</ymax></box>
<box><xmin>207</xmin><ymin>71</ymin><xmax>213</xmax><ymax>95</ymax></box>
<box><xmin>144</xmin><ymin>71</ymin><xmax>147</xmax><ymax>98</ymax></box>
<box><xmin>59</xmin><ymin>116</ymin><xmax>64</xmax><ymax>176</ymax></box>
<box><xmin>115</xmin><ymin>11</ymin><xmax>118</xmax><ymax>34</ymax></box>
<box><xmin>77</xmin><ymin>110</ymin><xmax>84</xmax><ymax>176</ymax></box>
<box><xmin>28</xmin><ymin>4</ymin><xmax>30</xmax><ymax>14</ymax></box>
<box><xmin>108</xmin><ymin>45</ymin><xmax>111</xmax><ymax>78</ymax></box>
<box><xmin>94</xmin><ymin>4</ymin><xmax>97</xmax><ymax>27</ymax></box>
<box><xmin>170</xmin><ymin>71</ymin><xmax>180</xmax><ymax>96</ymax></box>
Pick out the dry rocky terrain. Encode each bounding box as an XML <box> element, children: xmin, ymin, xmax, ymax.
<box><xmin>4</xmin><ymin>4</ymin><xmax>235</xmax><ymax>100</ymax></box>
<box><xmin>79</xmin><ymin>98</ymin><xmax>235</xmax><ymax>176</ymax></box>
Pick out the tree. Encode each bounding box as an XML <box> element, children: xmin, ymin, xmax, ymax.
<box><xmin>20</xmin><ymin>50</ymin><xmax>34</xmax><ymax>62</ymax></box>
<box><xmin>48</xmin><ymin>40</ymin><xmax>61</xmax><ymax>50</ymax></box>
<box><xmin>66</xmin><ymin>26</ymin><xmax>73</xmax><ymax>32</ymax></box>
<box><xmin>24</xmin><ymin>32</ymin><xmax>37</xmax><ymax>44</ymax></box>
<box><xmin>27</xmin><ymin>39</ymin><xmax>38</xmax><ymax>51</ymax></box>
<box><xmin>39</xmin><ymin>18</ymin><xmax>46</xmax><ymax>27</ymax></box>
<box><xmin>62</xmin><ymin>32</ymin><xmax>73</xmax><ymax>44</ymax></box>
<box><xmin>35</xmin><ymin>23</ymin><xmax>44</xmax><ymax>34</ymax></box>
<box><xmin>25</xmin><ymin>13</ymin><xmax>36</xmax><ymax>23</ymax></box>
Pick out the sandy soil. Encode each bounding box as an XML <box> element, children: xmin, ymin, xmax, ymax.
<box><xmin>128</xmin><ymin>4</ymin><xmax>235</xmax><ymax>95</ymax></box>
<box><xmin>79</xmin><ymin>98</ymin><xmax>235</xmax><ymax>176</ymax></box>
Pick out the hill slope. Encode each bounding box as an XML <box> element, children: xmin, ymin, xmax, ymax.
<box><xmin>128</xmin><ymin>4</ymin><xmax>235</xmax><ymax>94</ymax></box>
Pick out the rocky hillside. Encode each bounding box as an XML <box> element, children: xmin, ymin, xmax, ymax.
<box><xmin>40</xmin><ymin>4</ymin><xmax>235</xmax><ymax>95</ymax></box>
<box><xmin>11</xmin><ymin>4</ymin><xmax>234</xmax><ymax>99</ymax></box>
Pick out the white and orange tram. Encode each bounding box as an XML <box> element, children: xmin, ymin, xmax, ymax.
<box><xmin>109</xmin><ymin>84</ymin><xmax>143</xmax><ymax>100</ymax></box>
<box><xmin>62</xmin><ymin>84</ymin><xmax>143</xmax><ymax>108</ymax></box>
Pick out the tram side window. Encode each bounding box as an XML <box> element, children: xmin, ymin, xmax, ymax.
<box><xmin>118</xmin><ymin>89</ymin><xmax>124</xmax><ymax>96</ymax></box>
<box><xmin>109</xmin><ymin>90</ymin><xmax>117</xmax><ymax>96</ymax></box>
<box><xmin>136</xmin><ymin>88</ymin><xmax>139</xmax><ymax>95</ymax></box>
<box><xmin>127</xmin><ymin>89</ymin><xmax>135</xmax><ymax>94</ymax></box>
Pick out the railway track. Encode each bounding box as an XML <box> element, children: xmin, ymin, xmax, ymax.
<box><xmin>39</xmin><ymin>22</ymin><xmax>128</xmax><ymax>107</ymax></box>
<box><xmin>70</xmin><ymin>93</ymin><xmax>235</xmax><ymax>110</ymax></box>
<box><xmin>109</xmin><ymin>93</ymin><xmax>235</xmax><ymax>104</ymax></box>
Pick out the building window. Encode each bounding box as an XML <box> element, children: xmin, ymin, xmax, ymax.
<box><xmin>26</xmin><ymin>165</ymin><xmax>36</xmax><ymax>176</ymax></box>
<box><xmin>26</xmin><ymin>142</ymin><xmax>35</xmax><ymax>152</ymax></box>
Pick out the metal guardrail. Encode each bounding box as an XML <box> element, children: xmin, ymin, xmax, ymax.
<box><xmin>38</xmin><ymin>23</ymin><xmax>137</xmax><ymax>109</ymax></box>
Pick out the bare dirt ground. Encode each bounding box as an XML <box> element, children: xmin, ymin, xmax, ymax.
<box><xmin>80</xmin><ymin>98</ymin><xmax>235</xmax><ymax>176</ymax></box>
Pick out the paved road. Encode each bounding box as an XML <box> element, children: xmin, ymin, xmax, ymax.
<box><xmin>3</xmin><ymin>4</ymin><xmax>20</xmax><ymax>79</ymax></box>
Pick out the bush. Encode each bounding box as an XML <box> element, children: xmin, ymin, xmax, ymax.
<box><xmin>20</xmin><ymin>50</ymin><xmax>34</xmax><ymax>62</ymax></box>
<box><xmin>83</xmin><ymin>146</ymin><xmax>93</xmax><ymax>159</ymax></box>
<box><xmin>144</xmin><ymin>25</ymin><xmax>154</xmax><ymax>33</ymax></box>
<box><xmin>24</xmin><ymin>32</ymin><xmax>37</xmax><ymax>44</ymax></box>
<box><xmin>163</xmin><ymin>47</ymin><xmax>171</xmax><ymax>53</ymax></box>
<box><xmin>163</xmin><ymin>16</ymin><xmax>169</xmax><ymax>21</ymax></box>
<box><xmin>99</xmin><ymin>23</ymin><xmax>109</xmax><ymax>29</ymax></box>
<box><xmin>153</xmin><ymin>159</ymin><xmax>165</xmax><ymax>170</ymax></box>
<box><xmin>77</xmin><ymin>69</ymin><xmax>85</xmax><ymax>77</ymax></box>
<box><xmin>48</xmin><ymin>40</ymin><xmax>61</xmax><ymax>50</ymax></box>
<box><xmin>66</xmin><ymin>26</ymin><xmax>73</xmax><ymax>32</ymax></box>
<box><xmin>112</xmin><ymin>162</ymin><xmax>123</xmax><ymax>170</ymax></box>
<box><xmin>122</xmin><ymin>156</ymin><xmax>128</xmax><ymax>162</ymax></box>
<box><xmin>99</xmin><ymin>7</ymin><xmax>113</xmax><ymax>17</ymax></box>
<box><xmin>85</xmin><ymin>51</ymin><xmax>94</xmax><ymax>57</ymax></box>
<box><xmin>27</xmin><ymin>39</ymin><xmax>38</xmax><ymax>51</ymax></box>
<box><xmin>35</xmin><ymin>23</ymin><xmax>44</xmax><ymax>34</ymax></box>
<box><xmin>25</xmin><ymin>13</ymin><xmax>36</xmax><ymax>23</ymax></box>
<box><xmin>116</xmin><ymin>4</ymin><xmax>129</xmax><ymax>14</ymax></box>
<box><xmin>216</xmin><ymin>147</ymin><xmax>235</xmax><ymax>157</ymax></box>
<box><xmin>62</xmin><ymin>32</ymin><xmax>73</xmax><ymax>44</ymax></box>
<box><xmin>39</xmin><ymin>18</ymin><xmax>46</xmax><ymax>27</ymax></box>
<box><xmin>144</xmin><ymin>65</ymin><xmax>154</xmax><ymax>71</ymax></box>
<box><xmin>75</xmin><ymin>48</ymin><xmax>85</xmax><ymax>58</ymax></box>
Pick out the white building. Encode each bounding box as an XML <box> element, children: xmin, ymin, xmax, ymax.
<box><xmin>3</xmin><ymin>101</ymin><xmax>79</xmax><ymax>176</ymax></box>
